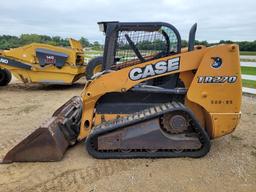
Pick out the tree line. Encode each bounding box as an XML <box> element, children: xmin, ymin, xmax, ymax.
<box><xmin>0</xmin><ymin>34</ymin><xmax>102</xmax><ymax>50</ymax></box>
<box><xmin>184</xmin><ymin>40</ymin><xmax>256</xmax><ymax>51</ymax></box>
<box><xmin>119</xmin><ymin>39</ymin><xmax>256</xmax><ymax>51</ymax></box>
<box><xmin>0</xmin><ymin>34</ymin><xmax>255</xmax><ymax>51</ymax></box>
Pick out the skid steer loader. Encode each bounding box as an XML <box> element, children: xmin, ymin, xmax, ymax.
<box><xmin>0</xmin><ymin>39</ymin><xmax>103</xmax><ymax>86</ymax></box>
<box><xmin>0</xmin><ymin>21</ymin><xmax>242</xmax><ymax>163</ymax></box>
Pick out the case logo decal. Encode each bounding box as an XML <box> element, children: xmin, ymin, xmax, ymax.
<box><xmin>129</xmin><ymin>57</ymin><xmax>180</xmax><ymax>81</ymax></box>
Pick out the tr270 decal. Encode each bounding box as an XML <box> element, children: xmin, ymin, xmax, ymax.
<box><xmin>197</xmin><ymin>76</ymin><xmax>237</xmax><ymax>83</ymax></box>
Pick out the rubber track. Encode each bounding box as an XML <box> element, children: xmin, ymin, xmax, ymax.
<box><xmin>86</xmin><ymin>102</ymin><xmax>211</xmax><ymax>159</ymax></box>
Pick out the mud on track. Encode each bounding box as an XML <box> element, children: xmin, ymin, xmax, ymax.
<box><xmin>0</xmin><ymin>78</ymin><xmax>255</xmax><ymax>192</ymax></box>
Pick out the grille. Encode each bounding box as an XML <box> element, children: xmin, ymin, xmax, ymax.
<box><xmin>115</xmin><ymin>27</ymin><xmax>178</xmax><ymax>65</ymax></box>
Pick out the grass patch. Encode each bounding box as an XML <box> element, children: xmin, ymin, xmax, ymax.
<box><xmin>242</xmin><ymin>79</ymin><xmax>256</xmax><ymax>88</ymax></box>
<box><xmin>241</xmin><ymin>66</ymin><xmax>256</xmax><ymax>75</ymax></box>
<box><xmin>240</xmin><ymin>51</ymin><xmax>256</xmax><ymax>56</ymax></box>
<box><xmin>86</xmin><ymin>50</ymin><xmax>103</xmax><ymax>55</ymax></box>
<box><xmin>84</xmin><ymin>55</ymin><xmax>96</xmax><ymax>59</ymax></box>
<box><xmin>240</xmin><ymin>58</ymin><xmax>256</xmax><ymax>62</ymax></box>
<box><xmin>84</xmin><ymin>51</ymin><xmax>103</xmax><ymax>62</ymax></box>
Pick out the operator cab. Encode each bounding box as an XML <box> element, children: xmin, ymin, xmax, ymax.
<box><xmin>97</xmin><ymin>21</ymin><xmax>182</xmax><ymax>71</ymax></box>
<box><xmin>95</xmin><ymin>22</ymin><xmax>193</xmax><ymax>114</ymax></box>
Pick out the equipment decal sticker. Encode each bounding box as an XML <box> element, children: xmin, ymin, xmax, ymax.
<box><xmin>0</xmin><ymin>57</ymin><xmax>9</xmax><ymax>64</ymax></box>
<box><xmin>197</xmin><ymin>76</ymin><xmax>237</xmax><ymax>83</ymax></box>
<box><xmin>45</xmin><ymin>55</ymin><xmax>56</xmax><ymax>64</ymax></box>
<box><xmin>129</xmin><ymin>57</ymin><xmax>180</xmax><ymax>81</ymax></box>
<box><xmin>211</xmin><ymin>57</ymin><xmax>222</xmax><ymax>68</ymax></box>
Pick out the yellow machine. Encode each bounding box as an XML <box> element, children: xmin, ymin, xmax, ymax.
<box><xmin>1</xmin><ymin>22</ymin><xmax>242</xmax><ymax>163</ymax></box>
<box><xmin>0</xmin><ymin>39</ymin><xmax>102</xmax><ymax>86</ymax></box>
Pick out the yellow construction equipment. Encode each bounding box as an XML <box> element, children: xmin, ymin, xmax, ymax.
<box><xmin>0</xmin><ymin>39</ymin><xmax>102</xmax><ymax>86</ymax></box>
<box><xmin>1</xmin><ymin>21</ymin><xmax>242</xmax><ymax>163</ymax></box>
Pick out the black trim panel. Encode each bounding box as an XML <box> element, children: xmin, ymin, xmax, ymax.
<box><xmin>0</xmin><ymin>56</ymin><xmax>32</xmax><ymax>70</ymax></box>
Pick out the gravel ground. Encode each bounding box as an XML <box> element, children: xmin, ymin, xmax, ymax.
<box><xmin>0</xmin><ymin>78</ymin><xmax>255</xmax><ymax>192</ymax></box>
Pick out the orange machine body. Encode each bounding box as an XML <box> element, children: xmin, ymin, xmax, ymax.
<box><xmin>78</xmin><ymin>44</ymin><xmax>241</xmax><ymax>140</ymax></box>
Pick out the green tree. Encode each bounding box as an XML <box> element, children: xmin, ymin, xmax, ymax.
<box><xmin>181</xmin><ymin>40</ymin><xmax>188</xmax><ymax>48</ymax></box>
<box><xmin>92</xmin><ymin>41</ymin><xmax>101</xmax><ymax>50</ymax></box>
<box><xmin>79</xmin><ymin>37</ymin><xmax>90</xmax><ymax>47</ymax></box>
<box><xmin>0</xmin><ymin>33</ymin><xmax>255</xmax><ymax>52</ymax></box>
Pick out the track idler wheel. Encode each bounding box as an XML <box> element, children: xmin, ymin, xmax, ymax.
<box><xmin>161</xmin><ymin>111</ymin><xmax>190</xmax><ymax>134</ymax></box>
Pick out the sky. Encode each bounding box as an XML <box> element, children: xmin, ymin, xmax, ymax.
<box><xmin>0</xmin><ymin>0</ymin><xmax>255</xmax><ymax>43</ymax></box>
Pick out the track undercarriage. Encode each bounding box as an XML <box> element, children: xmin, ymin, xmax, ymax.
<box><xmin>87</xmin><ymin>102</ymin><xmax>210</xmax><ymax>158</ymax></box>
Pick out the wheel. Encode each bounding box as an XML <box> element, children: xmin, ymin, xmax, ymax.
<box><xmin>0</xmin><ymin>69</ymin><xmax>12</xmax><ymax>86</ymax></box>
<box><xmin>86</xmin><ymin>56</ymin><xmax>103</xmax><ymax>80</ymax></box>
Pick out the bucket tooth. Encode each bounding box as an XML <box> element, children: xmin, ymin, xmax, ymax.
<box><xmin>1</xmin><ymin>96</ymin><xmax>82</xmax><ymax>163</ymax></box>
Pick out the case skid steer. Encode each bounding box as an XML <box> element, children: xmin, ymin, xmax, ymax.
<box><xmin>1</xmin><ymin>21</ymin><xmax>242</xmax><ymax>163</ymax></box>
<box><xmin>0</xmin><ymin>39</ymin><xmax>102</xmax><ymax>86</ymax></box>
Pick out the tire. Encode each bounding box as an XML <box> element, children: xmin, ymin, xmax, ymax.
<box><xmin>0</xmin><ymin>69</ymin><xmax>12</xmax><ymax>86</ymax></box>
<box><xmin>86</xmin><ymin>56</ymin><xmax>103</xmax><ymax>80</ymax></box>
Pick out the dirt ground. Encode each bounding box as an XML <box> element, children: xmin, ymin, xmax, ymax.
<box><xmin>0</xmin><ymin>78</ymin><xmax>255</xmax><ymax>192</ymax></box>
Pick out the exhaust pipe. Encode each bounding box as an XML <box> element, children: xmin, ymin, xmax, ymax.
<box><xmin>1</xmin><ymin>96</ymin><xmax>82</xmax><ymax>163</ymax></box>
